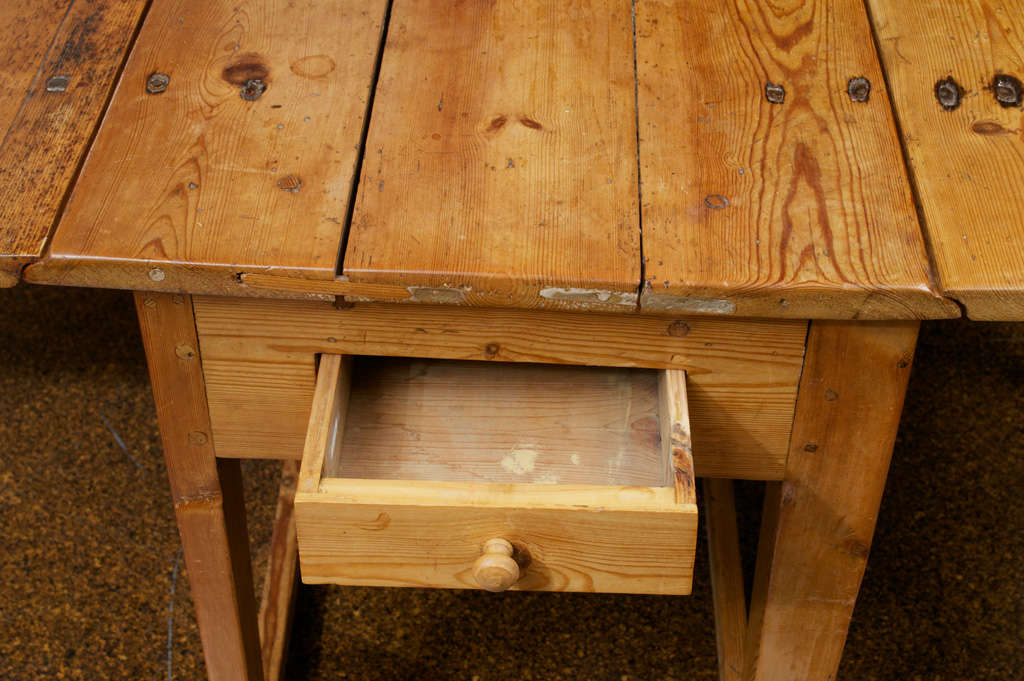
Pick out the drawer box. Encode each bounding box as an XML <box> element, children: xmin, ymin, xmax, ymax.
<box><xmin>294</xmin><ymin>354</ymin><xmax>698</xmax><ymax>594</ymax></box>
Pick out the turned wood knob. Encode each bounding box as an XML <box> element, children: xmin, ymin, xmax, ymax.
<box><xmin>473</xmin><ymin>538</ymin><xmax>520</xmax><ymax>592</ymax></box>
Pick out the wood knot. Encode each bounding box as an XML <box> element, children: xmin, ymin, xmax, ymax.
<box><xmin>175</xmin><ymin>343</ymin><xmax>196</xmax><ymax>360</ymax></box>
<box><xmin>222</xmin><ymin>55</ymin><xmax>269</xmax><ymax>85</ymax></box>
<box><xmin>667</xmin><ymin>320</ymin><xmax>691</xmax><ymax>337</ymax></box>
<box><xmin>519</xmin><ymin>116</ymin><xmax>543</xmax><ymax>130</ymax></box>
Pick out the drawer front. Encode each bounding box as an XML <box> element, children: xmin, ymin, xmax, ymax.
<box><xmin>293</xmin><ymin>355</ymin><xmax>699</xmax><ymax>595</ymax></box>
<box><xmin>297</xmin><ymin>482</ymin><xmax>695</xmax><ymax>593</ymax></box>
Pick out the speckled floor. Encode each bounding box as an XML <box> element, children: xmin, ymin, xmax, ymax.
<box><xmin>1</xmin><ymin>284</ymin><xmax>1021</xmax><ymax>680</ymax></box>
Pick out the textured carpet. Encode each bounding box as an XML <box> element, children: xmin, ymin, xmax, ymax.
<box><xmin>1</xmin><ymin>284</ymin><xmax>1020</xmax><ymax>680</ymax></box>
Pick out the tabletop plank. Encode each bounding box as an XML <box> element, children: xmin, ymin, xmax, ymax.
<box><xmin>869</xmin><ymin>0</ymin><xmax>1024</xmax><ymax>321</ymax></box>
<box><xmin>0</xmin><ymin>0</ymin><xmax>147</xmax><ymax>286</ymax></box>
<box><xmin>340</xmin><ymin>0</ymin><xmax>642</xmax><ymax>312</ymax></box>
<box><xmin>26</xmin><ymin>0</ymin><xmax>389</xmax><ymax>294</ymax></box>
<box><xmin>634</xmin><ymin>0</ymin><xmax>959</xmax><ymax>319</ymax></box>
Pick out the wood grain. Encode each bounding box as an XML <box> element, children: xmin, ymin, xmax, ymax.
<box><xmin>332</xmin><ymin>358</ymin><xmax>669</xmax><ymax>488</ymax></box>
<box><xmin>135</xmin><ymin>292</ymin><xmax>263</xmax><ymax>681</ymax></box>
<box><xmin>744</xmin><ymin>321</ymin><xmax>918</xmax><ymax>681</ymax></box>
<box><xmin>869</xmin><ymin>0</ymin><xmax>1024</xmax><ymax>320</ymax></box>
<box><xmin>0</xmin><ymin>0</ymin><xmax>147</xmax><ymax>283</ymax></box>
<box><xmin>192</xmin><ymin>296</ymin><xmax>807</xmax><ymax>480</ymax></box>
<box><xmin>634</xmin><ymin>0</ymin><xmax>958</xmax><ymax>320</ymax></box>
<box><xmin>296</xmin><ymin>353</ymin><xmax>349</xmax><ymax>494</ymax></box>
<box><xmin>258</xmin><ymin>460</ymin><xmax>299</xmax><ymax>681</ymax></box>
<box><xmin>28</xmin><ymin>0</ymin><xmax>388</xmax><ymax>291</ymax></box>
<box><xmin>659</xmin><ymin>369</ymin><xmax>697</xmax><ymax>505</ymax></box>
<box><xmin>341</xmin><ymin>0</ymin><xmax>641</xmax><ymax>311</ymax></box>
<box><xmin>704</xmin><ymin>478</ymin><xmax>747</xmax><ymax>681</ymax></box>
<box><xmin>296</xmin><ymin>488</ymin><xmax>696</xmax><ymax>594</ymax></box>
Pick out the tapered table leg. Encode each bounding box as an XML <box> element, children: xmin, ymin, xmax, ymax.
<box><xmin>136</xmin><ymin>292</ymin><xmax>264</xmax><ymax>681</ymax></box>
<box><xmin>743</xmin><ymin>320</ymin><xmax>919</xmax><ymax>681</ymax></box>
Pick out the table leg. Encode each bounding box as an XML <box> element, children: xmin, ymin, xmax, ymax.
<box><xmin>742</xmin><ymin>320</ymin><xmax>919</xmax><ymax>681</ymax></box>
<box><xmin>136</xmin><ymin>292</ymin><xmax>264</xmax><ymax>681</ymax></box>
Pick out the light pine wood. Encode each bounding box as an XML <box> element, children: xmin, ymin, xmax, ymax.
<box><xmin>294</xmin><ymin>353</ymin><xmax>697</xmax><ymax>595</ymax></box>
<box><xmin>135</xmin><ymin>292</ymin><xmax>263</xmax><ymax>681</ymax></box>
<box><xmin>257</xmin><ymin>460</ymin><xmax>299</xmax><ymax>681</ymax></box>
<box><xmin>659</xmin><ymin>370</ymin><xmax>696</xmax><ymax>505</ymax></box>
<box><xmin>743</xmin><ymin>321</ymin><xmax>919</xmax><ymax>681</ymax></box>
<box><xmin>634</xmin><ymin>0</ymin><xmax>958</xmax><ymax>320</ymax></box>
<box><xmin>192</xmin><ymin>296</ymin><xmax>806</xmax><ymax>480</ymax></box>
<box><xmin>331</xmin><ymin>358</ymin><xmax>668</xmax><ymax>487</ymax></box>
<box><xmin>296</xmin><ymin>480</ymin><xmax>696</xmax><ymax>594</ymax></box>
<box><xmin>27</xmin><ymin>0</ymin><xmax>389</xmax><ymax>292</ymax></box>
<box><xmin>869</xmin><ymin>0</ymin><xmax>1024</xmax><ymax>320</ymax></box>
<box><xmin>0</xmin><ymin>0</ymin><xmax>147</xmax><ymax>284</ymax></box>
<box><xmin>296</xmin><ymin>354</ymin><xmax>350</xmax><ymax>494</ymax></box>
<box><xmin>704</xmin><ymin>478</ymin><xmax>747</xmax><ymax>681</ymax></box>
<box><xmin>340</xmin><ymin>0</ymin><xmax>641</xmax><ymax>311</ymax></box>
<box><xmin>472</xmin><ymin>538</ymin><xmax>521</xmax><ymax>592</ymax></box>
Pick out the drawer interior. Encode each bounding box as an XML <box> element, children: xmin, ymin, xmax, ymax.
<box><xmin>327</xmin><ymin>357</ymin><xmax>670</xmax><ymax>488</ymax></box>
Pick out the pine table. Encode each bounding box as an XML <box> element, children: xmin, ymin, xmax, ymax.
<box><xmin>4</xmin><ymin>2</ymin><xmax>1023</xmax><ymax>680</ymax></box>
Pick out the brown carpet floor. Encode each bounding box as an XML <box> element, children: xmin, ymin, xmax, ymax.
<box><xmin>1</xmin><ymin>284</ymin><xmax>1021</xmax><ymax>680</ymax></box>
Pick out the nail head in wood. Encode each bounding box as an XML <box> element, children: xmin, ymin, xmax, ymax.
<box><xmin>847</xmin><ymin>77</ymin><xmax>871</xmax><ymax>102</ymax></box>
<box><xmin>146</xmin><ymin>72</ymin><xmax>170</xmax><ymax>94</ymax></box>
<box><xmin>992</xmin><ymin>74</ymin><xmax>1022</xmax><ymax>108</ymax></box>
<box><xmin>934</xmin><ymin>77</ymin><xmax>963</xmax><ymax>111</ymax></box>
<box><xmin>765</xmin><ymin>82</ymin><xmax>786</xmax><ymax>104</ymax></box>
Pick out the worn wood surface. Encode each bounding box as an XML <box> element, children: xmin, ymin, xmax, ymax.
<box><xmin>340</xmin><ymin>0</ymin><xmax>641</xmax><ymax>311</ymax></box>
<box><xmin>333</xmin><ymin>358</ymin><xmax>669</xmax><ymax>488</ymax></box>
<box><xmin>192</xmin><ymin>296</ymin><xmax>806</xmax><ymax>480</ymax></box>
<box><xmin>27</xmin><ymin>0</ymin><xmax>388</xmax><ymax>292</ymax></box>
<box><xmin>296</xmin><ymin>482</ymin><xmax>696</xmax><ymax>594</ymax></box>
<box><xmin>658</xmin><ymin>369</ymin><xmax>697</xmax><ymax>505</ymax></box>
<box><xmin>704</xmin><ymin>478</ymin><xmax>746</xmax><ymax>681</ymax></box>
<box><xmin>0</xmin><ymin>0</ymin><xmax>147</xmax><ymax>284</ymax></box>
<box><xmin>135</xmin><ymin>292</ymin><xmax>263</xmax><ymax>681</ymax></box>
<box><xmin>869</xmin><ymin>0</ymin><xmax>1024</xmax><ymax>320</ymax></box>
<box><xmin>634</xmin><ymin>0</ymin><xmax>958</xmax><ymax>320</ymax></box>
<box><xmin>257</xmin><ymin>460</ymin><xmax>299</xmax><ymax>681</ymax></box>
<box><xmin>743</xmin><ymin>321</ymin><xmax>918</xmax><ymax>681</ymax></box>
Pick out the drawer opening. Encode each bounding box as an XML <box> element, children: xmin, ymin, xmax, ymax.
<box><xmin>324</xmin><ymin>356</ymin><xmax>674</xmax><ymax>489</ymax></box>
<box><xmin>295</xmin><ymin>353</ymin><xmax>697</xmax><ymax>595</ymax></box>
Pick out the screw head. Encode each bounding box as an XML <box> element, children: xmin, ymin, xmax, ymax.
<box><xmin>992</xmin><ymin>74</ymin><xmax>1022</xmax><ymax>107</ymax></box>
<box><xmin>146</xmin><ymin>72</ymin><xmax>170</xmax><ymax>94</ymax></box>
<box><xmin>765</xmin><ymin>82</ymin><xmax>786</xmax><ymax>104</ymax></box>
<box><xmin>847</xmin><ymin>77</ymin><xmax>871</xmax><ymax>102</ymax></box>
<box><xmin>148</xmin><ymin>267</ymin><xmax>165</xmax><ymax>282</ymax></box>
<box><xmin>934</xmin><ymin>77</ymin><xmax>962</xmax><ymax>111</ymax></box>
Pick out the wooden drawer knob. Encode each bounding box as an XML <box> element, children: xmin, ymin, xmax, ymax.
<box><xmin>473</xmin><ymin>538</ymin><xmax>520</xmax><ymax>592</ymax></box>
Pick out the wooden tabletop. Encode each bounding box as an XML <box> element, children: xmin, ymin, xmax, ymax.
<box><xmin>12</xmin><ymin>0</ymin><xmax>1024</xmax><ymax>320</ymax></box>
<box><xmin>0</xmin><ymin>0</ymin><xmax>147</xmax><ymax>287</ymax></box>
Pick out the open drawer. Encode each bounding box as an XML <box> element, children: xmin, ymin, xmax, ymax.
<box><xmin>294</xmin><ymin>354</ymin><xmax>698</xmax><ymax>595</ymax></box>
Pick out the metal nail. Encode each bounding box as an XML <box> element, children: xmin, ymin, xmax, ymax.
<box><xmin>765</xmin><ymin>82</ymin><xmax>785</xmax><ymax>104</ymax></box>
<box><xmin>240</xmin><ymin>78</ymin><xmax>266</xmax><ymax>101</ymax></box>
<box><xmin>146</xmin><ymin>72</ymin><xmax>170</xmax><ymax>94</ymax></box>
<box><xmin>934</xmin><ymin>77</ymin><xmax>962</xmax><ymax>111</ymax></box>
<box><xmin>992</xmin><ymin>74</ymin><xmax>1022</xmax><ymax>107</ymax></box>
<box><xmin>46</xmin><ymin>75</ymin><xmax>70</xmax><ymax>92</ymax></box>
<box><xmin>847</xmin><ymin>77</ymin><xmax>871</xmax><ymax>102</ymax></box>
